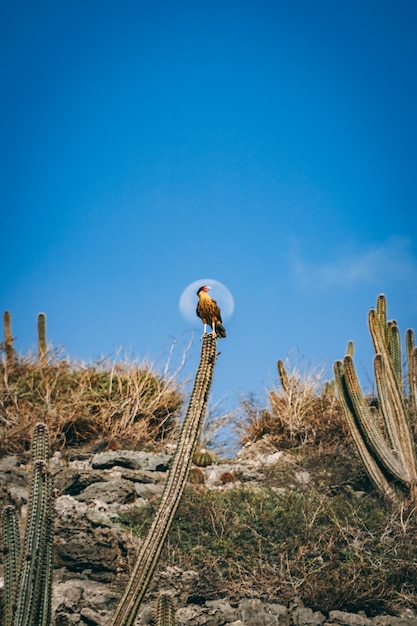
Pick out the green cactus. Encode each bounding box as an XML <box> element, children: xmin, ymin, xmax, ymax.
<box><xmin>111</xmin><ymin>333</ymin><xmax>218</xmax><ymax>626</ymax></box>
<box><xmin>188</xmin><ymin>466</ymin><xmax>206</xmax><ymax>485</ymax></box>
<box><xmin>2</xmin><ymin>505</ymin><xmax>20</xmax><ymax>626</ymax></box>
<box><xmin>3</xmin><ymin>310</ymin><xmax>15</xmax><ymax>368</ymax></box>
<box><xmin>193</xmin><ymin>447</ymin><xmax>216</xmax><ymax>467</ymax></box>
<box><xmin>155</xmin><ymin>592</ymin><xmax>176</xmax><ymax>626</ymax></box>
<box><xmin>334</xmin><ymin>295</ymin><xmax>417</xmax><ymax>503</ymax></box>
<box><xmin>1</xmin><ymin>422</ymin><xmax>55</xmax><ymax>626</ymax></box>
<box><xmin>277</xmin><ymin>359</ymin><xmax>289</xmax><ymax>392</ymax></box>
<box><xmin>37</xmin><ymin>313</ymin><xmax>47</xmax><ymax>363</ymax></box>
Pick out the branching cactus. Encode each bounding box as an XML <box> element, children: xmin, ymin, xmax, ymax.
<box><xmin>1</xmin><ymin>422</ymin><xmax>55</xmax><ymax>626</ymax></box>
<box><xmin>111</xmin><ymin>334</ymin><xmax>218</xmax><ymax>626</ymax></box>
<box><xmin>334</xmin><ymin>295</ymin><xmax>417</xmax><ymax>504</ymax></box>
<box><xmin>3</xmin><ymin>310</ymin><xmax>16</xmax><ymax>368</ymax></box>
<box><xmin>37</xmin><ymin>313</ymin><xmax>48</xmax><ymax>364</ymax></box>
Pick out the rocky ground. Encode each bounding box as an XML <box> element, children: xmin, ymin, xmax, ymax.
<box><xmin>1</xmin><ymin>440</ymin><xmax>417</xmax><ymax>626</ymax></box>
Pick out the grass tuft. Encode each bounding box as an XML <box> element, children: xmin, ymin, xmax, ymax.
<box><xmin>0</xmin><ymin>353</ymin><xmax>183</xmax><ymax>453</ymax></box>
<box><xmin>237</xmin><ymin>360</ymin><xmax>348</xmax><ymax>450</ymax></box>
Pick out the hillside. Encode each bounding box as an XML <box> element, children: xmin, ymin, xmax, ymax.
<box><xmin>1</xmin><ymin>312</ymin><xmax>417</xmax><ymax>624</ymax></box>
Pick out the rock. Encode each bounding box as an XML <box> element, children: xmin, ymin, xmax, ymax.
<box><xmin>108</xmin><ymin>467</ymin><xmax>167</xmax><ymax>484</ymax></box>
<box><xmin>52</xmin><ymin>579</ymin><xmax>85</xmax><ymax>613</ymax></box>
<box><xmin>91</xmin><ymin>450</ymin><xmax>172</xmax><ymax>471</ymax></box>
<box><xmin>293</xmin><ymin>606</ymin><xmax>326</xmax><ymax>625</ymax></box>
<box><xmin>53</xmin><ymin>468</ymin><xmax>106</xmax><ymax>496</ymax></box>
<box><xmin>134</xmin><ymin>481</ymin><xmax>163</xmax><ymax>499</ymax></box>
<box><xmin>54</xmin><ymin>499</ymin><xmax>135</xmax><ymax>579</ymax></box>
<box><xmin>206</xmin><ymin>599</ymin><xmax>237</xmax><ymax>622</ymax></box>
<box><xmin>52</xmin><ymin>578</ymin><xmax>119</xmax><ymax>625</ymax></box>
<box><xmin>373</xmin><ymin>619</ymin><xmax>417</xmax><ymax>626</ymax></box>
<box><xmin>237</xmin><ymin>598</ymin><xmax>282</xmax><ymax>625</ymax></box>
<box><xmin>328</xmin><ymin>610</ymin><xmax>372</xmax><ymax>626</ymax></box>
<box><xmin>8</xmin><ymin>485</ymin><xmax>29</xmax><ymax>505</ymax></box>
<box><xmin>0</xmin><ymin>454</ymin><xmax>21</xmax><ymax>469</ymax></box>
<box><xmin>80</xmin><ymin>606</ymin><xmax>109</xmax><ymax>625</ymax></box>
<box><xmin>76</xmin><ymin>479</ymin><xmax>136</xmax><ymax>504</ymax></box>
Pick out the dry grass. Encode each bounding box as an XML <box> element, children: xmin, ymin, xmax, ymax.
<box><xmin>0</xmin><ymin>352</ymin><xmax>184</xmax><ymax>453</ymax></box>
<box><xmin>238</xmin><ymin>359</ymin><xmax>348</xmax><ymax>450</ymax></box>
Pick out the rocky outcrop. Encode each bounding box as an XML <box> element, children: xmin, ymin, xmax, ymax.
<box><xmin>1</xmin><ymin>443</ymin><xmax>416</xmax><ymax>625</ymax></box>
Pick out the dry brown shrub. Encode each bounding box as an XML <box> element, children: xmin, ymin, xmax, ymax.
<box><xmin>238</xmin><ymin>360</ymin><xmax>348</xmax><ymax>449</ymax></box>
<box><xmin>0</xmin><ymin>353</ymin><xmax>183</xmax><ymax>453</ymax></box>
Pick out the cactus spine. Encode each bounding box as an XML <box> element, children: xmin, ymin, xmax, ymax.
<box><xmin>3</xmin><ymin>310</ymin><xmax>15</xmax><ymax>368</ymax></box>
<box><xmin>111</xmin><ymin>334</ymin><xmax>218</xmax><ymax>626</ymax></box>
<box><xmin>1</xmin><ymin>423</ymin><xmax>55</xmax><ymax>626</ymax></box>
<box><xmin>334</xmin><ymin>295</ymin><xmax>417</xmax><ymax>503</ymax></box>
<box><xmin>37</xmin><ymin>313</ymin><xmax>47</xmax><ymax>363</ymax></box>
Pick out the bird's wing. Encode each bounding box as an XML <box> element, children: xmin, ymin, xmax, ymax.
<box><xmin>211</xmin><ymin>298</ymin><xmax>223</xmax><ymax>322</ymax></box>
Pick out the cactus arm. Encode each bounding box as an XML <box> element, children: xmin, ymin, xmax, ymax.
<box><xmin>2</xmin><ymin>505</ymin><xmax>20</xmax><ymax>626</ymax></box>
<box><xmin>374</xmin><ymin>354</ymin><xmax>417</xmax><ymax>483</ymax></box>
<box><xmin>387</xmin><ymin>322</ymin><xmax>402</xmax><ymax>390</ymax></box>
<box><xmin>13</xmin><ymin>460</ymin><xmax>52</xmax><ymax>626</ymax></box>
<box><xmin>376</xmin><ymin>294</ymin><xmax>387</xmax><ymax>342</ymax></box>
<box><xmin>1</xmin><ymin>423</ymin><xmax>55</xmax><ymax>626</ymax></box>
<box><xmin>111</xmin><ymin>334</ymin><xmax>218</xmax><ymax>626</ymax></box>
<box><xmin>334</xmin><ymin>360</ymin><xmax>398</xmax><ymax>500</ymax></box>
<box><xmin>3</xmin><ymin>311</ymin><xmax>15</xmax><ymax>368</ymax></box>
<box><xmin>37</xmin><ymin>313</ymin><xmax>47</xmax><ymax>363</ymax></box>
<box><xmin>36</xmin><ymin>480</ymin><xmax>54</xmax><ymax>626</ymax></box>
<box><xmin>277</xmin><ymin>359</ymin><xmax>289</xmax><ymax>392</ymax></box>
<box><xmin>406</xmin><ymin>329</ymin><xmax>417</xmax><ymax>418</ymax></box>
<box><xmin>343</xmin><ymin>354</ymin><xmax>409</xmax><ymax>483</ymax></box>
<box><xmin>31</xmin><ymin>422</ymin><xmax>50</xmax><ymax>463</ymax></box>
<box><xmin>369</xmin><ymin>309</ymin><xmax>416</xmax><ymax>472</ymax></box>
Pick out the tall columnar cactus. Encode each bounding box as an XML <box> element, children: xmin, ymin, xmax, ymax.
<box><xmin>3</xmin><ymin>310</ymin><xmax>16</xmax><ymax>368</ymax></box>
<box><xmin>334</xmin><ymin>295</ymin><xmax>417</xmax><ymax>504</ymax></box>
<box><xmin>37</xmin><ymin>313</ymin><xmax>48</xmax><ymax>363</ymax></box>
<box><xmin>111</xmin><ymin>334</ymin><xmax>218</xmax><ymax>626</ymax></box>
<box><xmin>2</xmin><ymin>505</ymin><xmax>20</xmax><ymax>626</ymax></box>
<box><xmin>1</xmin><ymin>423</ymin><xmax>55</xmax><ymax>626</ymax></box>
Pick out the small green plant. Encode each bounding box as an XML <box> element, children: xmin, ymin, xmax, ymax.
<box><xmin>193</xmin><ymin>447</ymin><xmax>216</xmax><ymax>467</ymax></box>
<box><xmin>334</xmin><ymin>294</ymin><xmax>417</xmax><ymax>504</ymax></box>
<box><xmin>1</xmin><ymin>422</ymin><xmax>55</xmax><ymax>626</ymax></box>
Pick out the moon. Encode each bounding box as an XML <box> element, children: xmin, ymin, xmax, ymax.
<box><xmin>179</xmin><ymin>278</ymin><xmax>235</xmax><ymax>324</ymax></box>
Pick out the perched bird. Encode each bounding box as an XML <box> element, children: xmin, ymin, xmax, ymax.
<box><xmin>196</xmin><ymin>285</ymin><xmax>227</xmax><ymax>338</ymax></box>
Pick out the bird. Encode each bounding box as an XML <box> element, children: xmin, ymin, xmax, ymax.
<box><xmin>196</xmin><ymin>285</ymin><xmax>227</xmax><ymax>338</ymax></box>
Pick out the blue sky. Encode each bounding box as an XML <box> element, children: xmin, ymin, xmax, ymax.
<box><xmin>1</xmin><ymin>1</ymin><xmax>417</xmax><ymax>415</ymax></box>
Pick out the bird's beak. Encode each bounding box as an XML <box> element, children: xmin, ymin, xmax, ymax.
<box><xmin>206</xmin><ymin>286</ymin><xmax>212</xmax><ymax>290</ymax></box>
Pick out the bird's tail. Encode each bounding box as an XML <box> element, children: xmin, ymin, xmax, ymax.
<box><xmin>215</xmin><ymin>322</ymin><xmax>226</xmax><ymax>338</ymax></box>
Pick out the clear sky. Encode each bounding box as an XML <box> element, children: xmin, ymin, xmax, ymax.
<box><xmin>2</xmin><ymin>1</ymin><xmax>417</xmax><ymax>415</ymax></box>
